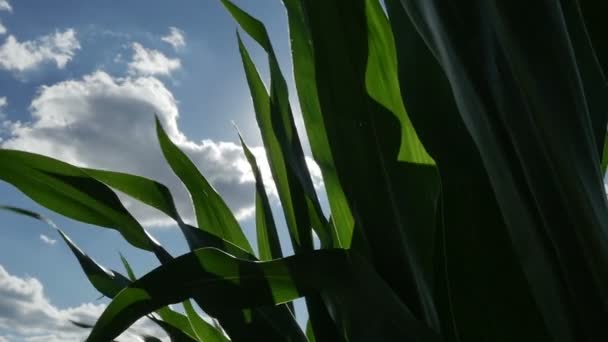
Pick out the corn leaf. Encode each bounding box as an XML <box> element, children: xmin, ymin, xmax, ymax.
<box><xmin>239</xmin><ymin>134</ymin><xmax>283</xmax><ymax>261</ymax></box>
<box><xmin>364</xmin><ymin>0</ymin><xmax>433</xmax><ymax>165</ymax></box>
<box><xmin>223</xmin><ymin>0</ymin><xmax>332</xmax><ymax>250</ymax></box>
<box><xmin>396</xmin><ymin>1</ymin><xmax>608</xmax><ymax>340</ymax></box>
<box><xmin>0</xmin><ymin>150</ymin><xmax>155</xmax><ymax>251</ymax></box>
<box><xmin>87</xmin><ymin>248</ymin><xmax>440</xmax><ymax>342</ymax></box>
<box><xmin>296</xmin><ymin>0</ymin><xmax>442</xmax><ymax>328</ymax></box>
<box><xmin>282</xmin><ymin>0</ymin><xmax>354</xmax><ymax>249</ymax></box>
<box><xmin>88</xmin><ymin>164</ymin><xmax>304</xmax><ymax>341</ymax></box>
<box><xmin>183</xmin><ymin>300</ymin><xmax>229</xmax><ymax>342</ymax></box>
<box><xmin>155</xmin><ymin>117</ymin><xmax>253</xmax><ymax>254</ymax></box>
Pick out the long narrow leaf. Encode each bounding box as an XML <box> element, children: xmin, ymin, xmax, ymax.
<box><xmin>155</xmin><ymin>117</ymin><xmax>253</xmax><ymax>254</ymax></box>
<box><xmin>87</xmin><ymin>248</ymin><xmax>440</xmax><ymax>342</ymax></box>
<box><xmin>184</xmin><ymin>300</ymin><xmax>229</xmax><ymax>342</ymax></box>
<box><xmin>223</xmin><ymin>0</ymin><xmax>333</xmax><ymax>250</ymax></box>
<box><xmin>0</xmin><ymin>150</ymin><xmax>155</xmax><ymax>251</ymax></box>
<box><xmin>239</xmin><ymin>134</ymin><xmax>282</xmax><ymax>261</ymax></box>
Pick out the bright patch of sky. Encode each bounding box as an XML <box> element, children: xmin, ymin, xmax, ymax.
<box><xmin>0</xmin><ymin>0</ymin><xmax>321</xmax><ymax>340</ymax></box>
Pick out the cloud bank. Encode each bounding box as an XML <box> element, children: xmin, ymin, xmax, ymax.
<box><xmin>1</xmin><ymin>70</ymin><xmax>323</xmax><ymax>227</ymax></box>
<box><xmin>0</xmin><ymin>264</ymin><xmax>166</xmax><ymax>341</ymax></box>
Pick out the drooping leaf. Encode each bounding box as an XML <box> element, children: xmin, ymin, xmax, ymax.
<box><xmin>88</xmin><ymin>161</ymin><xmax>303</xmax><ymax>341</ymax></box>
<box><xmin>57</xmin><ymin>230</ymin><xmax>132</xmax><ymax>298</ymax></box>
<box><xmin>0</xmin><ymin>150</ymin><xmax>156</xmax><ymax>251</ymax></box>
<box><xmin>0</xmin><ymin>205</ymin><xmax>132</xmax><ymax>298</ymax></box>
<box><xmin>87</xmin><ymin>248</ymin><xmax>440</xmax><ymax>342</ymax></box>
<box><xmin>83</xmin><ymin>168</ymin><xmax>182</xmax><ymax>222</ymax></box>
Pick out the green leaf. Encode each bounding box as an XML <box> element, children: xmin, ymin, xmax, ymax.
<box><xmin>119</xmin><ymin>252</ymin><xmax>137</xmax><ymax>282</ymax></box>
<box><xmin>58</xmin><ymin>230</ymin><xmax>132</xmax><ymax>298</ymax></box>
<box><xmin>87</xmin><ymin>248</ymin><xmax>440</xmax><ymax>342</ymax></box>
<box><xmin>0</xmin><ymin>149</ymin><xmax>154</xmax><ymax>251</ymax></box>
<box><xmin>149</xmin><ymin>317</ymin><xmax>200</xmax><ymax>342</ymax></box>
<box><xmin>223</xmin><ymin>0</ymin><xmax>333</xmax><ymax>250</ymax></box>
<box><xmin>0</xmin><ymin>205</ymin><xmax>132</xmax><ymax>298</ymax></box>
<box><xmin>364</xmin><ymin>0</ymin><xmax>433</xmax><ymax>165</ymax></box>
<box><xmin>155</xmin><ymin>117</ymin><xmax>253</xmax><ymax>254</ymax></box>
<box><xmin>282</xmin><ymin>0</ymin><xmax>354</xmax><ymax>249</ymax></box>
<box><xmin>238</xmin><ymin>134</ymin><xmax>282</xmax><ymax>261</ymax></box>
<box><xmin>83</xmin><ymin>168</ymin><xmax>182</xmax><ymax>222</ymax></box>
<box><xmin>84</xmin><ymin>168</ymin><xmax>253</xmax><ymax>260</ymax></box>
<box><xmin>183</xmin><ymin>300</ymin><xmax>229</xmax><ymax>342</ymax></box>
<box><xmin>394</xmin><ymin>1</ymin><xmax>608</xmax><ymax>340</ymax></box>
<box><xmin>116</xmin><ymin>253</ymin><xmax>202</xmax><ymax>341</ymax></box>
<box><xmin>228</xmin><ymin>9</ymin><xmax>346</xmax><ymax>338</ymax></box>
<box><xmin>296</xmin><ymin>0</ymin><xmax>442</xmax><ymax>328</ymax></box>
<box><xmin>87</xmin><ymin>162</ymin><xmax>303</xmax><ymax>341</ymax></box>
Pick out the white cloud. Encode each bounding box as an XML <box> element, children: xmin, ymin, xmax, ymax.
<box><xmin>128</xmin><ymin>42</ymin><xmax>180</xmax><ymax>76</ymax></box>
<box><xmin>161</xmin><ymin>27</ymin><xmax>185</xmax><ymax>50</ymax></box>
<box><xmin>0</xmin><ymin>264</ymin><xmax>166</xmax><ymax>341</ymax></box>
<box><xmin>0</xmin><ymin>96</ymin><xmax>6</xmax><ymax>119</ymax></box>
<box><xmin>0</xmin><ymin>0</ymin><xmax>11</xmax><ymax>12</ymax></box>
<box><xmin>0</xmin><ymin>29</ymin><xmax>80</xmax><ymax>72</ymax></box>
<box><xmin>1</xmin><ymin>70</ymin><xmax>325</xmax><ymax>227</ymax></box>
<box><xmin>0</xmin><ymin>21</ymin><xmax>6</xmax><ymax>35</ymax></box>
<box><xmin>1</xmin><ymin>72</ymin><xmax>250</xmax><ymax>226</ymax></box>
<box><xmin>39</xmin><ymin>234</ymin><xmax>57</xmax><ymax>245</ymax></box>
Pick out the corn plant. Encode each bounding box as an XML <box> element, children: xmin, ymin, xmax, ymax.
<box><xmin>1</xmin><ymin>0</ymin><xmax>608</xmax><ymax>341</ymax></box>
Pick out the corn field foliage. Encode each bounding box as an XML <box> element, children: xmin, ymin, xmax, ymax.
<box><xmin>1</xmin><ymin>0</ymin><xmax>608</xmax><ymax>341</ymax></box>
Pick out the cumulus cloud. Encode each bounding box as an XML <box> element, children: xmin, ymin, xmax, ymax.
<box><xmin>1</xmin><ymin>70</ymin><xmax>325</xmax><ymax>227</ymax></box>
<box><xmin>0</xmin><ymin>21</ymin><xmax>6</xmax><ymax>35</ymax></box>
<box><xmin>161</xmin><ymin>27</ymin><xmax>185</xmax><ymax>50</ymax></box>
<box><xmin>0</xmin><ymin>29</ymin><xmax>80</xmax><ymax>72</ymax></box>
<box><xmin>0</xmin><ymin>264</ymin><xmax>166</xmax><ymax>341</ymax></box>
<box><xmin>128</xmin><ymin>42</ymin><xmax>180</xmax><ymax>76</ymax></box>
<box><xmin>0</xmin><ymin>0</ymin><xmax>11</xmax><ymax>12</ymax></box>
<box><xmin>0</xmin><ymin>71</ymin><xmax>276</xmax><ymax>226</ymax></box>
<box><xmin>39</xmin><ymin>234</ymin><xmax>57</xmax><ymax>245</ymax></box>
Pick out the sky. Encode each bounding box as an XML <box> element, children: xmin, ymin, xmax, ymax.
<box><xmin>0</xmin><ymin>1</ymin><xmax>323</xmax><ymax>340</ymax></box>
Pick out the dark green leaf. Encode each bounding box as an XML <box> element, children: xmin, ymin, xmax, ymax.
<box><xmin>394</xmin><ymin>1</ymin><xmax>608</xmax><ymax>340</ymax></box>
<box><xmin>0</xmin><ymin>205</ymin><xmax>132</xmax><ymax>298</ymax></box>
<box><xmin>0</xmin><ymin>149</ymin><xmax>154</xmax><ymax>251</ymax></box>
<box><xmin>297</xmin><ymin>0</ymin><xmax>441</xmax><ymax>328</ymax></box>
<box><xmin>87</xmin><ymin>248</ymin><xmax>439</xmax><ymax>342</ymax></box>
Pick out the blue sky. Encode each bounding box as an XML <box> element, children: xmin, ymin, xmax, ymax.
<box><xmin>0</xmin><ymin>1</ymin><xmax>321</xmax><ymax>340</ymax></box>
